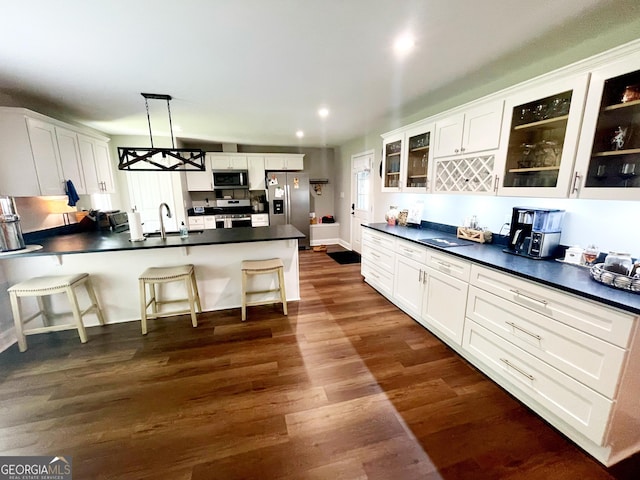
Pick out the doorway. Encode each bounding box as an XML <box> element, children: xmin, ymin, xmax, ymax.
<box><xmin>350</xmin><ymin>150</ymin><xmax>374</xmax><ymax>254</ymax></box>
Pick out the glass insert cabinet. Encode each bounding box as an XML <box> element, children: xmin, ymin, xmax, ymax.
<box><xmin>574</xmin><ymin>51</ymin><xmax>640</xmax><ymax>199</ymax></box>
<box><xmin>381</xmin><ymin>123</ymin><xmax>433</xmax><ymax>192</ymax></box>
<box><xmin>497</xmin><ymin>74</ymin><xmax>589</xmax><ymax>197</ymax></box>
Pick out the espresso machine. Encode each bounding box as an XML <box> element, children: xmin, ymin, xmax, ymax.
<box><xmin>505</xmin><ymin>207</ymin><xmax>565</xmax><ymax>259</ymax></box>
<box><xmin>0</xmin><ymin>196</ymin><xmax>26</xmax><ymax>252</ymax></box>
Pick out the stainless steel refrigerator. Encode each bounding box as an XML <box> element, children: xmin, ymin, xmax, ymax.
<box><xmin>267</xmin><ymin>172</ymin><xmax>310</xmax><ymax>249</ymax></box>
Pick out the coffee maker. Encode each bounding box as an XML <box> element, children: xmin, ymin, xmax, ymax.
<box><xmin>505</xmin><ymin>207</ymin><xmax>565</xmax><ymax>259</ymax></box>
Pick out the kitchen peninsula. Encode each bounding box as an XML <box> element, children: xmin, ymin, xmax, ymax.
<box><xmin>1</xmin><ymin>225</ymin><xmax>304</xmax><ymax>325</ymax></box>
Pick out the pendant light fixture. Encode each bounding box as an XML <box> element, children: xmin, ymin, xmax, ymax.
<box><xmin>117</xmin><ymin>93</ymin><xmax>205</xmax><ymax>171</ymax></box>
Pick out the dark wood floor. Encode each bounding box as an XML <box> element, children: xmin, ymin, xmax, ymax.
<box><xmin>0</xmin><ymin>247</ymin><xmax>638</xmax><ymax>479</ymax></box>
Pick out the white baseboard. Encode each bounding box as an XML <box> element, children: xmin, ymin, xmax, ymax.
<box><xmin>310</xmin><ymin>238</ymin><xmax>341</xmax><ymax>246</ymax></box>
<box><xmin>338</xmin><ymin>239</ymin><xmax>351</xmax><ymax>250</ymax></box>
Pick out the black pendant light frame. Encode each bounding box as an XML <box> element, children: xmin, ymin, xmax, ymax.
<box><xmin>118</xmin><ymin>93</ymin><xmax>205</xmax><ymax>171</ymax></box>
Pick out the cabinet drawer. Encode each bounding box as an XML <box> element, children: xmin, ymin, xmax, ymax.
<box><xmin>362</xmin><ymin>259</ymin><xmax>394</xmax><ymax>297</ymax></box>
<box><xmin>362</xmin><ymin>229</ymin><xmax>395</xmax><ymax>250</ymax></box>
<box><xmin>395</xmin><ymin>238</ymin><xmax>427</xmax><ymax>263</ymax></box>
<box><xmin>426</xmin><ymin>250</ymin><xmax>471</xmax><ymax>282</ymax></box>
<box><xmin>463</xmin><ymin>321</ymin><xmax>613</xmax><ymax>444</ymax></box>
<box><xmin>470</xmin><ymin>265</ymin><xmax>634</xmax><ymax>348</ymax></box>
<box><xmin>204</xmin><ymin>216</ymin><xmax>217</xmax><ymax>229</ymax></box>
<box><xmin>187</xmin><ymin>217</ymin><xmax>205</xmax><ymax>229</ymax></box>
<box><xmin>467</xmin><ymin>286</ymin><xmax>626</xmax><ymax>398</ymax></box>
<box><xmin>362</xmin><ymin>243</ymin><xmax>395</xmax><ymax>273</ymax></box>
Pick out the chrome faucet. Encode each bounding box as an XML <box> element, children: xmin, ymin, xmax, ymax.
<box><xmin>158</xmin><ymin>203</ymin><xmax>172</xmax><ymax>239</ymax></box>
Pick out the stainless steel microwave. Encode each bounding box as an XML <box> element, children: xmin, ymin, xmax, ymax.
<box><xmin>212</xmin><ymin>170</ymin><xmax>249</xmax><ymax>189</ymax></box>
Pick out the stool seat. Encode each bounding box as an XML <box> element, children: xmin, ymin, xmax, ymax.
<box><xmin>139</xmin><ymin>265</ymin><xmax>195</xmax><ymax>281</ymax></box>
<box><xmin>241</xmin><ymin>258</ymin><xmax>287</xmax><ymax>321</ymax></box>
<box><xmin>241</xmin><ymin>258</ymin><xmax>284</xmax><ymax>272</ymax></box>
<box><xmin>9</xmin><ymin>273</ymin><xmax>105</xmax><ymax>352</ymax></box>
<box><xmin>138</xmin><ymin>264</ymin><xmax>201</xmax><ymax>335</ymax></box>
<box><xmin>9</xmin><ymin>273</ymin><xmax>89</xmax><ymax>293</ymax></box>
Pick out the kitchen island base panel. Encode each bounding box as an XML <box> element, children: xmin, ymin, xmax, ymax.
<box><xmin>2</xmin><ymin>240</ymin><xmax>300</xmax><ymax>326</ymax></box>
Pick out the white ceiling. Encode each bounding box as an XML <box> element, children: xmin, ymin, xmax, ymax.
<box><xmin>0</xmin><ymin>0</ymin><xmax>637</xmax><ymax>147</ymax></box>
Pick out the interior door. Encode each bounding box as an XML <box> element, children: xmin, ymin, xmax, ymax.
<box><xmin>350</xmin><ymin>150</ymin><xmax>374</xmax><ymax>253</ymax></box>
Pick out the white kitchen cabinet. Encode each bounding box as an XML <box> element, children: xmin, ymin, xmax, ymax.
<box><xmin>25</xmin><ymin>117</ymin><xmax>66</xmax><ymax>195</ymax></box>
<box><xmin>463</xmin><ymin>320</ymin><xmax>613</xmax><ymax>444</ymax></box>
<box><xmin>573</xmin><ymin>49</ymin><xmax>640</xmax><ymax>200</ymax></box>
<box><xmin>381</xmin><ymin>123</ymin><xmax>434</xmax><ymax>193</ymax></box>
<box><xmin>361</xmin><ymin>229</ymin><xmax>395</xmax><ymax>298</ymax></box>
<box><xmin>55</xmin><ymin>126</ymin><xmax>87</xmax><ymax>194</ymax></box>
<box><xmin>248</xmin><ymin>155</ymin><xmax>266</xmax><ymax>190</ymax></box>
<box><xmin>380</xmin><ymin>132</ymin><xmax>404</xmax><ymax>192</ymax></box>
<box><xmin>264</xmin><ymin>154</ymin><xmax>304</xmax><ymax>171</ymax></box>
<box><xmin>204</xmin><ymin>215</ymin><xmax>217</xmax><ymax>229</ymax></box>
<box><xmin>78</xmin><ymin>134</ymin><xmax>115</xmax><ymax>193</ymax></box>
<box><xmin>466</xmin><ymin>285</ymin><xmax>626</xmax><ymax>398</ymax></box>
<box><xmin>251</xmin><ymin>213</ymin><xmax>269</xmax><ymax>227</ymax></box>
<box><xmin>210</xmin><ymin>154</ymin><xmax>248</xmax><ymax>170</ymax></box>
<box><xmin>186</xmin><ymin>154</ymin><xmax>213</xmax><ymax>191</ymax></box>
<box><xmin>187</xmin><ymin>216</ymin><xmax>204</xmax><ymax>230</ymax></box>
<box><xmin>495</xmin><ymin>73</ymin><xmax>589</xmax><ymax>197</ymax></box>
<box><xmin>393</xmin><ymin>239</ymin><xmax>428</xmax><ymax>317</ymax></box>
<box><xmin>433</xmin><ymin>100</ymin><xmax>504</xmax><ymax>158</ymax></box>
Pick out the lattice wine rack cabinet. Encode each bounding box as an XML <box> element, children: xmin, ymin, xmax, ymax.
<box><xmin>434</xmin><ymin>154</ymin><xmax>495</xmax><ymax>193</ymax></box>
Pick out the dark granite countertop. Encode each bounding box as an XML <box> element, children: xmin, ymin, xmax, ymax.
<box><xmin>364</xmin><ymin>223</ymin><xmax>640</xmax><ymax>316</ymax></box>
<box><xmin>7</xmin><ymin>225</ymin><xmax>304</xmax><ymax>257</ymax></box>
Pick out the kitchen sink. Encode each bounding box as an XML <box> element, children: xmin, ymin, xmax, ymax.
<box><xmin>144</xmin><ymin>230</ymin><xmax>204</xmax><ymax>238</ymax></box>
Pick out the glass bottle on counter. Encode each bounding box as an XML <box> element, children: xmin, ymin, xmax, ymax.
<box><xmin>179</xmin><ymin>221</ymin><xmax>189</xmax><ymax>238</ymax></box>
<box><xmin>603</xmin><ymin>252</ymin><xmax>633</xmax><ymax>275</ymax></box>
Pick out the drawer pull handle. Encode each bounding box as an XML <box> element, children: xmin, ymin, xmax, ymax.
<box><xmin>506</xmin><ymin>321</ymin><xmax>542</xmax><ymax>341</ymax></box>
<box><xmin>436</xmin><ymin>260</ymin><xmax>451</xmax><ymax>268</ymax></box>
<box><xmin>509</xmin><ymin>289</ymin><xmax>548</xmax><ymax>306</ymax></box>
<box><xmin>500</xmin><ymin>358</ymin><xmax>535</xmax><ymax>381</ymax></box>
<box><xmin>418</xmin><ymin>269</ymin><xmax>423</xmax><ymax>282</ymax></box>
<box><xmin>371</xmin><ymin>252</ymin><xmax>380</xmax><ymax>259</ymax></box>
<box><xmin>370</xmin><ymin>271</ymin><xmax>380</xmax><ymax>279</ymax></box>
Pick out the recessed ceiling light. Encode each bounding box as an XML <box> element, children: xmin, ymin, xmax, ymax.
<box><xmin>318</xmin><ymin>107</ymin><xmax>329</xmax><ymax>118</ymax></box>
<box><xmin>296</xmin><ymin>130</ymin><xmax>304</xmax><ymax>138</ymax></box>
<box><xmin>394</xmin><ymin>34</ymin><xmax>415</xmax><ymax>56</ymax></box>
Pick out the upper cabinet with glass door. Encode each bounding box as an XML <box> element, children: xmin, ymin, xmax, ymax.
<box><xmin>381</xmin><ymin>124</ymin><xmax>433</xmax><ymax>193</ymax></box>
<box><xmin>403</xmin><ymin>123</ymin><xmax>433</xmax><ymax>193</ymax></box>
<box><xmin>496</xmin><ymin>74</ymin><xmax>589</xmax><ymax>197</ymax></box>
<box><xmin>381</xmin><ymin>132</ymin><xmax>403</xmax><ymax>192</ymax></box>
<box><xmin>574</xmin><ymin>50</ymin><xmax>640</xmax><ymax>200</ymax></box>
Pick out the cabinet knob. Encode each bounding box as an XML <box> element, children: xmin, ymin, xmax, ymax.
<box><xmin>454</xmin><ymin>149</ymin><xmax>459</xmax><ymax>154</ymax></box>
<box><xmin>460</xmin><ymin>147</ymin><xmax>465</xmax><ymax>152</ymax></box>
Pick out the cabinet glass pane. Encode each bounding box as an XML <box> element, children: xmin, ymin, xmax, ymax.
<box><xmin>384</xmin><ymin>140</ymin><xmax>401</xmax><ymax>188</ymax></box>
<box><xmin>503</xmin><ymin>91</ymin><xmax>572</xmax><ymax>188</ymax></box>
<box><xmin>405</xmin><ymin>132</ymin><xmax>430</xmax><ymax>188</ymax></box>
<box><xmin>585</xmin><ymin>70</ymin><xmax>640</xmax><ymax>188</ymax></box>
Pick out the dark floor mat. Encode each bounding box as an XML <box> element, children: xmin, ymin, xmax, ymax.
<box><xmin>327</xmin><ymin>250</ymin><xmax>361</xmax><ymax>264</ymax></box>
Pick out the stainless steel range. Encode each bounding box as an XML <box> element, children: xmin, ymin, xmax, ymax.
<box><xmin>214</xmin><ymin>199</ymin><xmax>252</xmax><ymax>228</ymax></box>
<box><xmin>189</xmin><ymin>199</ymin><xmax>253</xmax><ymax>228</ymax></box>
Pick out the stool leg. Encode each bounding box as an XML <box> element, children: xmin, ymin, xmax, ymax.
<box><xmin>66</xmin><ymin>285</ymin><xmax>88</xmax><ymax>344</ymax></box>
<box><xmin>241</xmin><ymin>270</ymin><xmax>248</xmax><ymax>321</ymax></box>
<box><xmin>36</xmin><ymin>296</ymin><xmax>49</xmax><ymax>327</ymax></box>
<box><xmin>191</xmin><ymin>270</ymin><xmax>202</xmax><ymax>313</ymax></box>
<box><xmin>186</xmin><ymin>276</ymin><xmax>198</xmax><ymax>328</ymax></box>
<box><xmin>278</xmin><ymin>266</ymin><xmax>288</xmax><ymax>316</ymax></box>
<box><xmin>10</xmin><ymin>292</ymin><xmax>27</xmax><ymax>352</ymax></box>
<box><xmin>84</xmin><ymin>277</ymin><xmax>105</xmax><ymax>326</ymax></box>
<box><xmin>140</xmin><ymin>279</ymin><xmax>148</xmax><ymax>335</ymax></box>
<box><xmin>150</xmin><ymin>283</ymin><xmax>158</xmax><ymax>315</ymax></box>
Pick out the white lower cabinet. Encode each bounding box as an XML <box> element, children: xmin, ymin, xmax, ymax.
<box><xmin>421</xmin><ymin>266</ymin><xmax>468</xmax><ymax>345</ymax></box>
<box><xmin>393</xmin><ymin>253</ymin><xmax>426</xmax><ymax>318</ymax></box>
<box><xmin>361</xmin><ymin>229</ymin><xmax>395</xmax><ymax>298</ymax></box>
<box><xmin>360</xmin><ymin>227</ymin><xmax>640</xmax><ymax>466</ymax></box>
<box><xmin>463</xmin><ymin>320</ymin><xmax>613</xmax><ymax>444</ymax></box>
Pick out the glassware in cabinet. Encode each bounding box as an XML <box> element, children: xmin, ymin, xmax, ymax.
<box><xmin>497</xmin><ymin>74</ymin><xmax>589</xmax><ymax>198</ymax></box>
<box><xmin>503</xmin><ymin>90</ymin><xmax>572</xmax><ymax>189</ymax></box>
<box><xmin>404</xmin><ymin>131</ymin><xmax>430</xmax><ymax>189</ymax></box>
<box><xmin>383</xmin><ymin>139</ymin><xmax>402</xmax><ymax>189</ymax></box>
<box><xmin>583</xmin><ymin>68</ymin><xmax>640</xmax><ymax>191</ymax></box>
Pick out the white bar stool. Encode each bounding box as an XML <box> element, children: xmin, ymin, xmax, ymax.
<box><xmin>8</xmin><ymin>273</ymin><xmax>105</xmax><ymax>352</ymax></box>
<box><xmin>241</xmin><ymin>258</ymin><xmax>287</xmax><ymax>321</ymax></box>
<box><xmin>138</xmin><ymin>264</ymin><xmax>201</xmax><ymax>335</ymax></box>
